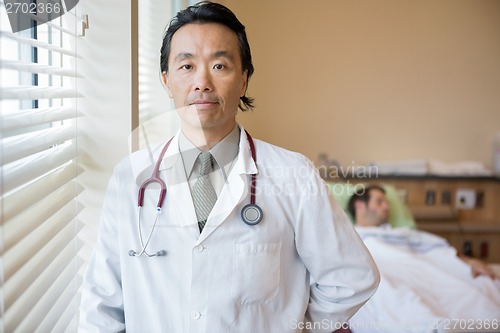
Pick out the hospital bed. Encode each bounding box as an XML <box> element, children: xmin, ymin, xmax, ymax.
<box><xmin>327</xmin><ymin>182</ymin><xmax>500</xmax><ymax>333</ymax></box>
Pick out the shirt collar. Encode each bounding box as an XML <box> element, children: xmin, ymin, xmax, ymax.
<box><xmin>178</xmin><ymin>132</ymin><xmax>200</xmax><ymax>179</ymax></box>
<box><xmin>210</xmin><ymin>125</ymin><xmax>240</xmax><ymax>174</ymax></box>
<box><xmin>178</xmin><ymin>125</ymin><xmax>240</xmax><ymax>178</ymax></box>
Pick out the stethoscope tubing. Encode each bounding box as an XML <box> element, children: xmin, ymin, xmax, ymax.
<box><xmin>245</xmin><ymin>130</ymin><xmax>257</xmax><ymax>205</ymax></box>
<box><xmin>137</xmin><ymin>137</ymin><xmax>173</xmax><ymax>209</ymax></box>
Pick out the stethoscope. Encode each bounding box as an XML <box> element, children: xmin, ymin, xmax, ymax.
<box><xmin>129</xmin><ymin>130</ymin><xmax>263</xmax><ymax>257</ymax></box>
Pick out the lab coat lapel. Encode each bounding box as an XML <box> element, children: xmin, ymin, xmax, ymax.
<box><xmin>196</xmin><ymin>127</ymin><xmax>258</xmax><ymax>244</ymax></box>
<box><xmin>158</xmin><ymin>133</ymin><xmax>199</xmax><ymax>235</ymax></box>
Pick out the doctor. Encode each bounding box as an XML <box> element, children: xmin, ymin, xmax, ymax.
<box><xmin>79</xmin><ymin>2</ymin><xmax>379</xmax><ymax>332</ymax></box>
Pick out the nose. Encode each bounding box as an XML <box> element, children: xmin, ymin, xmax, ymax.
<box><xmin>194</xmin><ymin>67</ymin><xmax>213</xmax><ymax>92</ymax></box>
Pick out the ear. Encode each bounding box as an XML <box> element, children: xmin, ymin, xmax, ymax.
<box><xmin>240</xmin><ymin>69</ymin><xmax>248</xmax><ymax>97</ymax></box>
<box><xmin>161</xmin><ymin>71</ymin><xmax>173</xmax><ymax>98</ymax></box>
<box><xmin>354</xmin><ymin>201</ymin><xmax>366</xmax><ymax>215</ymax></box>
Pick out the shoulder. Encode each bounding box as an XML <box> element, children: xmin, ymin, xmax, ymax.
<box><xmin>252</xmin><ymin>139</ymin><xmax>320</xmax><ymax>185</ymax></box>
<box><xmin>254</xmin><ymin>139</ymin><xmax>312</xmax><ymax>167</ymax></box>
<box><xmin>112</xmin><ymin>141</ymin><xmax>166</xmax><ymax>180</ymax></box>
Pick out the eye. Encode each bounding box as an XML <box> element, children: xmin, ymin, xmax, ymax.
<box><xmin>213</xmin><ymin>64</ymin><xmax>224</xmax><ymax>70</ymax></box>
<box><xmin>180</xmin><ymin>64</ymin><xmax>192</xmax><ymax>70</ymax></box>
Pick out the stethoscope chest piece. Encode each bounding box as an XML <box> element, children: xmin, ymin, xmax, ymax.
<box><xmin>241</xmin><ymin>203</ymin><xmax>263</xmax><ymax>225</ymax></box>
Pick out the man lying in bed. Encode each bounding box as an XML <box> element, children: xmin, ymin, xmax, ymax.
<box><xmin>349</xmin><ymin>185</ymin><xmax>496</xmax><ymax>279</ymax></box>
<box><xmin>347</xmin><ymin>185</ymin><xmax>500</xmax><ymax>333</ymax></box>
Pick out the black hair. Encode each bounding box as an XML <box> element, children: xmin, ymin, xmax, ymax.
<box><xmin>347</xmin><ymin>185</ymin><xmax>386</xmax><ymax>219</ymax></box>
<box><xmin>160</xmin><ymin>1</ymin><xmax>254</xmax><ymax>111</ymax></box>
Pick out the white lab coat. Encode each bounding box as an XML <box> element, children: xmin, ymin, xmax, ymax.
<box><xmin>79</xmin><ymin>127</ymin><xmax>379</xmax><ymax>333</ymax></box>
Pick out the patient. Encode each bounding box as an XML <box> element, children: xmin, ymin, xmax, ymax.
<box><xmin>346</xmin><ymin>185</ymin><xmax>500</xmax><ymax>333</ymax></box>
<box><xmin>348</xmin><ymin>185</ymin><xmax>496</xmax><ymax>279</ymax></box>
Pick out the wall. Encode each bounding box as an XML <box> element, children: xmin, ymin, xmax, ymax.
<box><xmin>222</xmin><ymin>0</ymin><xmax>500</xmax><ymax>169</ymax></box>
<box><xmin>77</xmin><ymin>0</ymin><xmax>133</xmax><ymax>249</ymax></box>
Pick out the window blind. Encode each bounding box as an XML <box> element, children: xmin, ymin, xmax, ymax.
<box><xmin>0</xmin><ymin>2</ymin><xmax>84</xmax><ymax>332</ymax></box>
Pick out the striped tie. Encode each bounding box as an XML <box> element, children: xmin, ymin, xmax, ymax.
<box><xmin>191</xmin><ymin>152</ymin><xmax>217</xmax><ymax>232</ymax></box>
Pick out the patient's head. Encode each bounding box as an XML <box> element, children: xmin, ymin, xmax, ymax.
<box><xmin>348</xmin><ymin>185</ymin><xmax>389</xmax><ymax>227</ymax></box>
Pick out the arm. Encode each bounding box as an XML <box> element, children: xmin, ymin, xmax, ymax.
<box><xmin>295</xmin><ymin>161</ymin><xmax>380</xmax><ymax>332</ymax></box>
<box><xmin>457</xmin><ymin>253</ymin><xmax>498</xmax><ymax>279</ymax></box>
<box><xmin>79</xmin><ymin>167</ymin><xmax>126</xmax><ymax>332</ymax></box>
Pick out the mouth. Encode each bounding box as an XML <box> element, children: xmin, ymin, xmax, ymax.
<box><xmin>190</xmin><ymin>99</ymin><xmax>219</xmax><ymax>109</ymax></box>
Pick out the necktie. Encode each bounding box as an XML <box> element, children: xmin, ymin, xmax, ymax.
<box><xmin>192</xmin><ymin>152</ymin><xmax>217</xmax><ymax>232</ymax></box>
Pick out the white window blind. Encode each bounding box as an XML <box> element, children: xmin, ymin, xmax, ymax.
<box><xmin>0</xmin><ymin>2</ymin><xmax>84</xmax><ymax>332</ymax></box>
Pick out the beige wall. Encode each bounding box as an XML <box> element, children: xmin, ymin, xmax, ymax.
<box><xmin>222</xmin><ymin>0</ymin><xmax>500</xmax><ymax>168</ymax></box>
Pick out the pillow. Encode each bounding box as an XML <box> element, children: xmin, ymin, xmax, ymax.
<box><xmin>326</xmin><ymin>182</ymin><xmax>416</xmax><ymax>229</ymax></box>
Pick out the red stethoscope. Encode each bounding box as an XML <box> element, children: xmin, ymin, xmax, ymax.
<box><xmin>129</xmin><ymin>130</ymin><xmax>263</xmax><ymax>257</ymax></box>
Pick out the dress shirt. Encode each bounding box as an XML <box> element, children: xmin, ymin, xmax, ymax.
<box><xmin>178</xmin><ymin>125</ymin><xmax>240</xmax><ymax>196</ymax></box>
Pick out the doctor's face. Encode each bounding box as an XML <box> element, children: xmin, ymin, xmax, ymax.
<box><xmin>163</xmin><ymin>23</ymin><xmax>248</xmax><ymax>137</ymax></box>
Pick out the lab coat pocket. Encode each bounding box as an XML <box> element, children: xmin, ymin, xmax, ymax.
<box><xmin>232</xmin><ymin>242</ymin><xmax>281</xmax><ymax>304</ymax></box>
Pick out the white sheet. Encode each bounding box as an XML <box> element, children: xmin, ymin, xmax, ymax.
<box><xmin>350</xmin><ymin>226</ymin><xmax>500</xmax><ymax>333</ymax></box>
